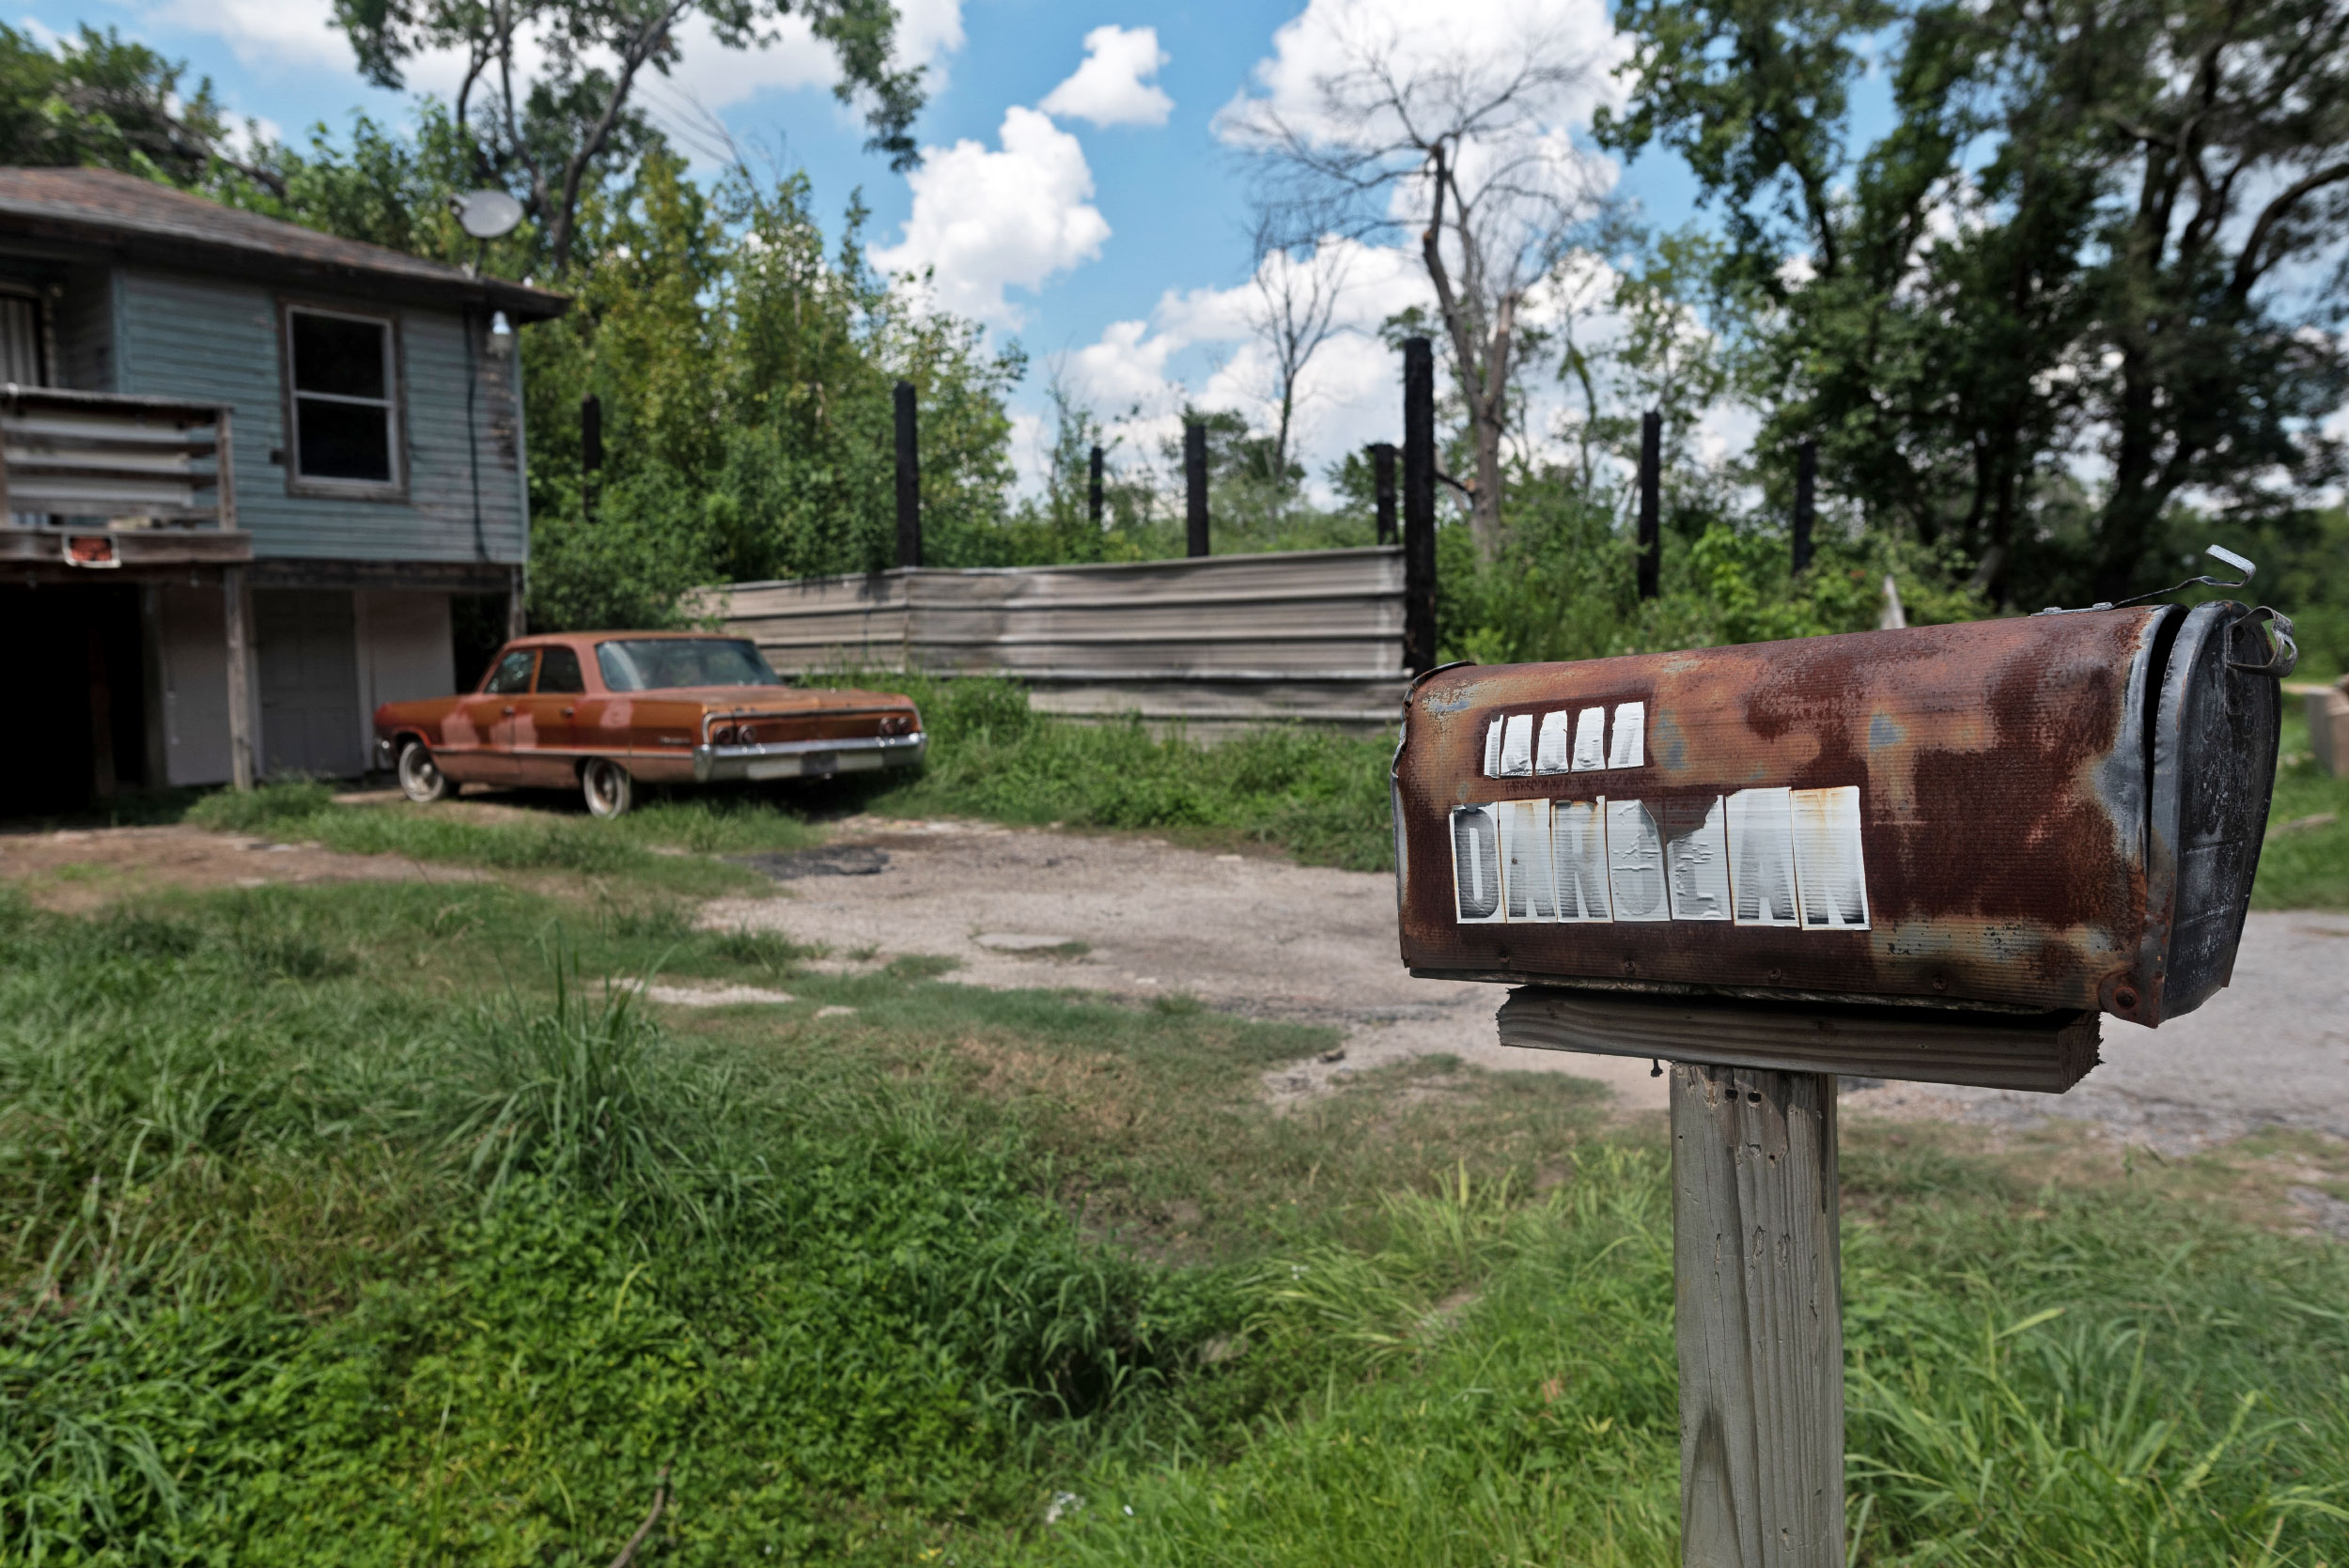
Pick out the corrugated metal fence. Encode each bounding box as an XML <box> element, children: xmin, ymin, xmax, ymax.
<box><xmin>699</xmin><ymin>545</ymin><xmax>1409</xmax><ymax>730</ymax></box>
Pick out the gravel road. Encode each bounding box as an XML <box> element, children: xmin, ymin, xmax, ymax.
<box><xmin>708</xmin><ymin>816</ymin><xmax>2349</xmax><ymax>1144</ymax></box>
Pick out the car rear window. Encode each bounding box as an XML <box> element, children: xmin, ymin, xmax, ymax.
<box><xmin>595</xmin><ymin>639</ymin><xmax>783</xmax><ymax>691</ymax></box>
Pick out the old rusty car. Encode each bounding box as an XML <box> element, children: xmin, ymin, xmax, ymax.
<box><xmin>373</xmin><ymin>632</ymin><xmax>925</xmax><ymax>817</ymax></box>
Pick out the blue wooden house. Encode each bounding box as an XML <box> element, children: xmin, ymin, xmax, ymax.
<box><xmin>0</xmin><ymin>166</ymin><xmax>568</xmax><ymax>815</ymax></box>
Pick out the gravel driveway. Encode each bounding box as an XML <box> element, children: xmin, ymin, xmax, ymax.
<box><xmin>708</xmin><ymin>816</ymin><xmax>2349</xmax><ymax>1144</ymax></box>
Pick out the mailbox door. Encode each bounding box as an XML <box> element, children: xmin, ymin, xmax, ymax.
<box><xmin>2139</xmin><ymin>600</ymin><xmax>2283</xmax><ymax>1024</ymax></box>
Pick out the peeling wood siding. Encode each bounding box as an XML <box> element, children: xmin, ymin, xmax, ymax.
<box><xmin>112</xmin><ymin>268</ymin><xmax>525</xmax><ymax>565</ymax></box>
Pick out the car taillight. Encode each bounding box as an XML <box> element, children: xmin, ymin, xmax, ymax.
<box><xmin>712</xmin><ymin>724</ymin><xmax>737</xmax><ymax>746</ymax></box>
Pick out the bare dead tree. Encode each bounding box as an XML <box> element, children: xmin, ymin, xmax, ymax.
<box><xmin>1244</xmin><ymin>219</ymin><xmax>1353</xmax><ymax>484</ymax></box>
<box><xmin>1225</xmin><ymin>26</ymin><xmax>1607</xmax><ymax>559</ymax></box>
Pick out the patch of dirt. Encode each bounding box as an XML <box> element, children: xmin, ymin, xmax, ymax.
<box><xmin>614</xmin><ymin>979</ymin><xmax>796</xmax><ymax>1007</ymax></box>
<box><xmin>707</xmin><ymin>815</ymin><xmax>1672</xmax><ymax>1115</ymax></box>
<box><xmin>0</xmin><ymin>824</ymin><xmax>481</xmax><ymax>912</ymax></box>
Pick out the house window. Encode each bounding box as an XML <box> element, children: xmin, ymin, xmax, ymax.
<box><xmin>285</xmin><ymin>306</ymin><xmax>400</xmax><ymax>489</ymax></box>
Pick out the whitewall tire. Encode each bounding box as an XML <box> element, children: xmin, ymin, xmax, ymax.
<box><xmin>582</xmin><ymin>757</ymin><xmax>634</xmax><ymax>819</ymax></box>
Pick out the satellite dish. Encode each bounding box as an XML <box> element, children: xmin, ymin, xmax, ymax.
<box><xmin>450</xmin><ymin>189</ymin><xmax>524</xmax><ymax>241</ymax></box>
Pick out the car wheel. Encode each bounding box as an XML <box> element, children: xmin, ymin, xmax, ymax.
<box><xmin>397</xmin><ymin>739</ymin><xmax>454</xmax><ymax>803</ymax></box>
<box><xmin>582</xmin><ymin>757</ymin><xmax>634</xmax><ymax>819</ymax></box>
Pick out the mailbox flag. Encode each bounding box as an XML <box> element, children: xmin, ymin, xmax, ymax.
<box><xmin>1452</xmin><ymin>805</ymin><xmax>1504</xmax><ymax>923</ymax></box>
<box><xmin>1727</xmin><ymin>787</ymin><xmax>1803</xmax><ymax>926</ymax></box>
<box><xmin>1607</xmin><ymin>800</ymin><xmax>1671</xmax><ymax>920</ymax></box>
<box><xmin>1791</xmin><ymin>785</ymin><xmax>1870</xmax><ymax>930</ymax></box>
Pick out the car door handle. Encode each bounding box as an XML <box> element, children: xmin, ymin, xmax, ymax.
<box><xmin>560</xmin><ymin>706</ymin><xmax>575</xmax><ymax>717</ymax></box>
<box><xmin>502</xmin><ymin>706</ymin><xmax>515</xmax><ymax>716</ymax></box>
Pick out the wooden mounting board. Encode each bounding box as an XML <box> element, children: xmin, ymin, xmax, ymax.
<box><xmin>1496</xmin><ymin>984</ymin><xmax>2101</xmax><ymax>1094</ymax></box>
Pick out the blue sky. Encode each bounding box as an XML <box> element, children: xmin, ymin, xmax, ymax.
<box><xmin>26</xmin><ymin>0</ymin><xmax>1720</xmax><ymax>484</ymax></box>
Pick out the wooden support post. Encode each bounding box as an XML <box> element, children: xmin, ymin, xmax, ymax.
<box><xmin>1638</xmin><ymin>410</ymin><xmax>1662</xmax><ymax>600</ymax></box>
<box><xmin>1184</xmin><ymin>421</ymin><xmax>1209</xmax><ymax>558</ymax></box>
<box><xmin>1793</xmin><ymin>441</ymin><xmax>1816</xmax><ymax>574</ymax></box>
<box><xmin>1672</xmin><ymin>1063</ymin><xmax>1843</xmax><ymax>1568</ymax></box>
<box><xmin>894</xmin><ymin>380</ymin><xmax>922</xmax><ymax>568</ymax></box>
<box><xmin>222</xmin><ymin>564</ymin><xmax>256</xmax><ymax>791</ymax></box>
<box><xmin>506</xmin><ymin>565</ymin><xmax>527</xmax><ymax>642</ymax></box>
<box><xmin>1371</xmin><ymin>441</ymin><xmax>1397</xmax><ymax>545</ymax></box>
<box><xmin>1401</xmin><ymin>337</ymin><xmax>1437</xmax><ymax>673</ymax></box>
<box><xmin>1088</xmin><ymin>443</ymin><xmax>1105</xmax><ymax>530</ymax></box>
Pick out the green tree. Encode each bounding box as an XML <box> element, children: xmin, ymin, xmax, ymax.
<box><xmin>520</xmin><ymin>154</ymin><xmax>1023</xmax><ymax>627</ymax></box>
<box><xmin>1599</xmin><ymin>0</ymin><xmax>2349</xmax><ymax>606</ymax></box>
<box><xmin>0</xmin><ymin>23</ymin><xmax>279</xmax><ymax>191</ymax></box>
<box><xmin>330</xmin><ymin>0</ymin><xmax>924</xmax><ymax>272</ymax></box>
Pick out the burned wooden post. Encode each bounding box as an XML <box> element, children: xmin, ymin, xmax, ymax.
<box><xmin>582</xmin><ymin>392</ymin><xmax>602</xmax><ymax>529</ymax></box>
<box><xmin>1793</xmin><ymin>440</ymin><xmax>1816</xmax><ymax>574</ymax></box>
<box><xmin>1638</xmin><ymin>410</ymin><xmax>1661</xmax><ymax>600</ymax></box>
<box><xmin>1088</xmin><ymin>443</ymin><xmax>1105</xmax><ymax>530</ymax></box>
<box><xmin>1392</xmin><ymin>599</ymin><xmax>2296</xmax><ymax>1568</ymax></box>
<box><xmin>894</xmin><ymin>380</ymin><xmax>921</xmax><ymax>569</ymax></box>
<box><xmin>222</xmin><ymin>564</ymin><xmax>256</xmax><ymax>790</ymax></box>
<box><xmin>1184</xmin><ymin>421</ymin><xmax>1209</xmax><ymax>558</ymax></box>
<box><xmin>1371</xmin><ymin>441</ymin><xmax>1398</xmax><ymax>545</ymax></box>
<box><xmin>1402</xmin><ymin>338</ymin><xmax>1437</xmax><ymax>674</ymax></box>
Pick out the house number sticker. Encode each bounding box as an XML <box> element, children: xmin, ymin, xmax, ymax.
<box><xmin>1450</xmin><ymin>784</ymin><xmax>1869</xmax><ymax>930</ymax></box>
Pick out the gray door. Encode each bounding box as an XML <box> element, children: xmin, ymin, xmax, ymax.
<box><xmin>256</xmin><ymin>589</ymin><xmax>364</xmax><ymax>778</ymax></box>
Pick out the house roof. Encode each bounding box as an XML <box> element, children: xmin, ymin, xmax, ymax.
<box><xmin>0</xmin><ymin>166</ymin><xmax>569</xmax><ymax>321</ymax></box>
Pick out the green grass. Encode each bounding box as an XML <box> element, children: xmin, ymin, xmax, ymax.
<box><xmin>2256</xmin><ymin>703</ymin><xmax>2349</xmax><ymax>909</ymax></box>
<box><xmin>182</xmin><ymin>781</ymin><xmax>788</xmax><ymax>895</ymax></box>
<box><xmin>832</xmin><ymin>673</ymin><xmax>1398</xmax><ymax>871</ymax></box>
<box><xmin>4</xmin><ymin>877</ymin><xmax>2347</xmax><ymax>1563</ymax></box>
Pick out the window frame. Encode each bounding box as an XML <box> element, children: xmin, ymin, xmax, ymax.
<box><xmin>536</xmin><ymin>644</ymin><xmax>586</xmax><ymax>695</ymax></box>
<box><xmin>278</xmin><ymin>300</ymin><xmax>408</xmax><ymax>501</ymax></box>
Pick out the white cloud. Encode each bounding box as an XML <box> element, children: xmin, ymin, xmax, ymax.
<box><xmin>871</xmin><ymin>106</ymin><xmax>1111</xmax><ymax>324</ymax></box>
<box><xmin>1050</xmin><ymin>237</ymin><xmax>1435</xmax><ymax>495</ymax></box>
<box><xmin>139</xmin><ymin>0</ymin><xmax>965</xmax><ymax>131</ymax></box>
<box><xmin>1221</xmin><ymin>0</ymin><xmax>1626</xmax><ymax>151</ymax></box>
<box><xmin>1038</xmin><ymin>25</ymin><xmax>1173</xmax><ymax>128</ymax></box>
<box><xmin>148</xmin><ymin>0</ymin><xmax>350</xmax><ymax>69</ymax></box>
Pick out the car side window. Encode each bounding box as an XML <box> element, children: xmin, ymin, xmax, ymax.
<box><xmin>486</xmin><ymin>649</ymin><xmax>537</xmax><ymax>694</ymax></box>
<box><xmin>537</xmin><ymin>646</ymin><xmax>585</xmax><ymax>694</ymax></box>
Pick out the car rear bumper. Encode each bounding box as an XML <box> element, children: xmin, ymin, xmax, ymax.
<box><xmin>692</xmin><ymin>732</ymin><xmax>926</xmax><ymax>783</ymax></box>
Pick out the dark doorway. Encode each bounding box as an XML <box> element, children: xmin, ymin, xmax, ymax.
<box><xmin>0</xmin><ymin>585</ymin><xmax>148</xmax><ymax>818</ymax></box>
<box><xmin>451</xmin><ymin>593</ymin><xmax>508</xmax><ymax>694</ymax></box>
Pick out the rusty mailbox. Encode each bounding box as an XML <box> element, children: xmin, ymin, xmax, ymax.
<box><xmin>1393</xmin><ymin>602</ymin><xmax>2294</xmax><ymax>1089</ymax></box>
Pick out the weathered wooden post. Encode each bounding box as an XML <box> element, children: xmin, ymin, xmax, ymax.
<box><xmin>1674</xmin><ymin>1063</ymin><xmax>1843</xmax><ymax>1566</ymax></box>
<box><xmin>1391</xmin><ymin>598</ymin><xmax>2295</xmax><ymax>1568</ymax></box>
<box><xmin>1638</xmin><ymin>410</ymin><xmax>1662</xmax><ymax>599</ymax></box>
<box><xmin>894</xmin><ymin>380</ymin><xmax>921</xmax><ymax>569</ymax></box>
<box><xmin>1184</xmin><ymin>421</ymin><xmax>1209</xmax><ymax>558</ymax></box>
<box><xmin>1371</xmin><ymin>441</ymin><xmax>1397</xmax><ymax>545</ymax></box>
<box><xmin>1792</xmin><ymin>440</ymin><xmax>1816</xmax><ymax>574</ymax></box>
<box><xmin>1088</xmin><ymin>443</ymin><xmax>1105</xmax><ymax>531</ymax></box>
<box><xmin>1401</xmin><ymin>339</ymin><xmax>1437</xmax><ymax>674</ymax></box>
